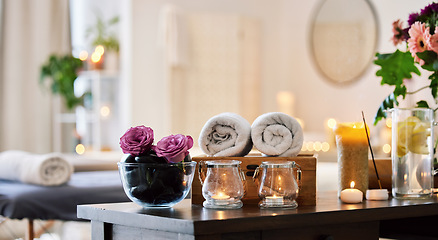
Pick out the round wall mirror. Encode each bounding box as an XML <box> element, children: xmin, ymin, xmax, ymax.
<box><xmin>310</xmin><ymin>0</ymin><xmax>378</xmax><ymax>85</ymax></box>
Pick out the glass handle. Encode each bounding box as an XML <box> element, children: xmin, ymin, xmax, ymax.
<box><xmin>252</xmin><ymin>167</ymin><xmax>261</xmax><ymax>188</ymax></box>
<box><xmin>238</xmin><ymin>166</ymin><xmax>247</xmax><ymax>197</ymax></box>
<box><xmin>294</xmin><ymin>162</ymin><xmax>302</xmax><ymax>190</ymax></box>
<box><xmin>238</xmin><ymin>166</ymin><xmax>246</xmax><ymax>181</ymax></box>
<box><xmin>297</xmin><ymin>169</ymin><xmax>302</xmax><ymax>188</ymax></box>
<box><xmin>198</xmin><ymin>161</ymin><xmax>206</xmax><ymax>185</ymax></box>
<box><xmin>252</xmin><ymin>167</ymin><xmax>260</xmax><ymax>180</ymax></box>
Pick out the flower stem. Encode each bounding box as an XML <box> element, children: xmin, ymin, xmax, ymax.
<box><xmin>407</xmin><ymin>85</ymin><xmax>429</xmax><ymax>94</ymax></box>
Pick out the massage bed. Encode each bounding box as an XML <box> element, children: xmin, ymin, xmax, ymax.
<box><xmin>0</xmin><ymin>170</ymin><xmax>129</xmax><ymax>239</ymax></box>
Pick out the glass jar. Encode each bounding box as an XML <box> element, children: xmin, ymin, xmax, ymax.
<box><xmin>389</xmin><ymin>108</ymin><xmax>435</xmax><ymax>199</ymax></box>
<box><xmin>253</xmin><ymin>161</ymin><xmax>301</xmax><ymax>209</ymax></box>
<box><xmin>199</xmin><ymin>160</ymin><xmax>246</xmax><ymax>209</ymax></box>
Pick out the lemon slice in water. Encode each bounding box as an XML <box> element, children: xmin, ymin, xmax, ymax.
<box><xmin>396</xmin><ymin>116</ymin><xmax>430</xmax><ymax>157</ymax></box>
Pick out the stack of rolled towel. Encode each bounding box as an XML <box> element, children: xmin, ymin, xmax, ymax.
<box><xmin>199</xmin><ymin>112</ymin><xmax>304</xmax><ymax>157</ymax></box>
<box><xmin>0</xmin><ymin>150</ymin><xmax>74</xmax><ymax>186</ymax></box>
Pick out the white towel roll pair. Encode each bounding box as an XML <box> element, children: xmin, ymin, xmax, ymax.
<box><xmin>0</xmin><ymin>150</ymin><xmax>73</xmax><ymax>186</ymax></box>
<box><xmin>198</xmin><ymin>112</ymin><xmax>304</xmax><ymax>157</ymax></box>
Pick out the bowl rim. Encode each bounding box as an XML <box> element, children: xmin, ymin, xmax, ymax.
<box><xmin>117</xmin><ymin>161</ymin><xmax>197</xmax><ymax>167</ymax></box>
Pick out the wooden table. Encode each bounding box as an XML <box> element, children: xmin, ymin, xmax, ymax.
<box><xmin>77</xmin><ymin>191</ymin><xmax>438</xmax><ymax>240</ymax></box>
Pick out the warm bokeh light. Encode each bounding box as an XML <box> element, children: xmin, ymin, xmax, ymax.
<box><xmin>313</xmin><ymin>141</ymin><xmax>322</xmax><ymax>151</ymax></box>
<box><xmin>306</xmin><ymin>142</ymin><xmax>314</xmax><ymax>151</ymax></box>
<box><xmin>302</xmin><ymin>141</ymin><xmax>330</xmax><ymax>152</ymax></box>
<box><xmin>382</xmin><ymin>144</ymin><xmax>391</xmax><ymax>154</ymax></box>
<box><xmin>327</xmin><ymin>118</ymin><xmax>337</xmax><ymax>129</ymax></box>
<box><xmin>100</xmin><ymin>106</ymin><xmax>111</xmax><ymax>117</ymax></box>
<box><xmin>322</xmin><ymin>142</ymin><xmax>330</xmax><ymax>152</ymax></box>
<box><xmin>95</xmin><ymin>45</ymin><xmax>105</xmax><ymax>55</ymax></box>
<box><xmin>91</xmin><ymin>52</ymin><xmax>102</xmax><ymax>63</ymax></box>
<box><xmin>79</xmin><ymin>50</ymin><xmax>88</xmax><ymax>61</ymax></box>
<box><xmin>76</xmin><ymin>144</ymin><xmax>85</xmax><ymax>155</ymax></box>
<box><xmin>386</xmin><ymin>118</ymin><xmax>392</xmax><ymax>128</ymax></box>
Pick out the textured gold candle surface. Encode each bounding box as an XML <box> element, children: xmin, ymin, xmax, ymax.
<box><xmin>334</xmin><ymin>122</ymin><xmax>369</xmax><ymax>195</ymax></box>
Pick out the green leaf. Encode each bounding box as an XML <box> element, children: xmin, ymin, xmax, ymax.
<box><xmin>374</xmin><ymin>50</ymin><xmax>421</xmax><ymax>86</ymax></box>
<box><xmin>430</xmin><ymin>72</ymin><xmax>438</xmax><ymax>100</ymax></box>
<box><xmin>416</xmin><ymin>100</ymin><xmax>430</xmax><ymax>108</ymax></box>
<box><xmin>373</xmin><ymin>50</ymin><xmax>422</xmax><ymax>125</ymax></box>
<box><xmin>373</xmin><ymin>93</ymin><xmax>398</xmax><ymax>125</ymax></box>
<box><xmin>417</xmin><ymin>50</ymin><xmax>438</xmax><ymax>67</ymax></box>
<box><xmin>394</xmin><ymin>85</ymin><xmax>407</xmax><ymax>99</ymax></box>
<box><xmin>39</xmin><ymin>54</ymin><xmax>83</xmax><ymax>110</ymax></box>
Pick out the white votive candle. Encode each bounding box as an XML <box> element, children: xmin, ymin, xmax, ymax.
<box><xmin>211</xmin><ymin>192</ymin><xmax>231</xmax><ymax>205</ymax></box>
<box><xmin>265</xmin><ymin>196</ymin><xmax>284</xmax><ymax>204</ymax></box>
<box><xmin>340</xmin><ymin>181</ymin><xmax>363</xmax><ymax>204</ymax></box>
<box><xmin>366</xmin><ymin>189</ymin><xmax>388</xmax><ymax>201</ymax></box>
<box><xmin>212</xmin><ymin>192</ymin><xmax>230</xmax><ymax>200</ymax></box>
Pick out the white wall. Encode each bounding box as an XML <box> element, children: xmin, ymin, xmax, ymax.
<box><xmin>124</xmin><ymin>0</ymin><xmax>433</xmax><ymax>140</ymax></box>
<box><xmin>283</xmin><ymin>0</ymin><xmax>432</xmax><ymax>132</ymax></box>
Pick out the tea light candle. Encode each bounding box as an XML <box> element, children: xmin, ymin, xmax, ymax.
<box><xmin>212</xmin><ymin>192</ymin><xmax>230</xmax><ymax>200</ymax></box>
<box><xmin>211</xmin><ymin>192</ymin><xmax>231</xmax><ymax>205</ymax></box>
<box><xmin>340</xmin><ymin>181</ymin><xmax>363</xmax><ymax>204</ymax></box>
<box><xmin>366</xmin><ymin>189</ymin><xmax>388</xmax><ymax>200</ymax></box>
<box><xmin>265</xmin><ymin>195</ymin><xmax>284</xmax><ymax>204</ymax></box>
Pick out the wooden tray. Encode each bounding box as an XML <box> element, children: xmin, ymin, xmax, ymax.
<box><xmin>191</xmin><ymin>153</ymin><xmax>317</xmax><ymax>206</ymax></box>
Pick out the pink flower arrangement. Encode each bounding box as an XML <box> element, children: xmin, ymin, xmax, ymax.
<box><xmin>119</xmin><ymin>125</ymin><xmax>193</xmax><ymax>163</ymax></box>
<box><xmin>407</xmin><ymin>22</ymin><xmax>431</xmax><ymax>65</ymax></box>
<box><xmin>374</xmin><ymin>2</ymin><xmax>438</xmax><ymax>124</ymax></box>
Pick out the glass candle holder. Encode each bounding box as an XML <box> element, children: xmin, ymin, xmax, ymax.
<box><xmin>333</xmin><ymin>122</ymin><xmax>369</xmax><ymax>196</ymax></box>
<box><xmin>253</xmin><ymin>161</ymin><xmax>301</xmax><ymax>209</ymax></box>
<box><xmin>199</xmin><ymin>160</ymin><xmax>245</xmax><ymax>209</ymax></box>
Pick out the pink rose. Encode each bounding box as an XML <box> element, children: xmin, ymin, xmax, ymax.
<box><xmin>119</xmin><ymin>126</ymin><xmax>154</xmax><ymax>156</ymax></box>
<box><xmin>154</xmin><ymin>134</ymin><xmax>193</xmax><ymax>163</ymax></box>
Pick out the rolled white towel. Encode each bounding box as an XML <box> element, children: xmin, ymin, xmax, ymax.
<box><xmin>199</xmin><ymin>112</ymin><xmax>253</xmax><ymax>157</ymax></box>
<box><xmin>251</xmin><ymin>112</ymin><xmax>304</xmax><ymax>157</ymax></box>
<box><xmin>0</xmin><ymin>150</ymin><xmax>74</xmax><ymax>186</ymax></box>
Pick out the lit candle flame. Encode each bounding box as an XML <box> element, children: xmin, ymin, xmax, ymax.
<box><xmin>350</xmin><ymin>181</ymin><xmax>355</xmax><ymax>188</ymax></box>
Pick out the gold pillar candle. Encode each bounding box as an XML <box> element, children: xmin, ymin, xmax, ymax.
<box><xmin>334</xmin><ymin>122</ymin><xmax>369</xmax><ymax>196</ymax></box>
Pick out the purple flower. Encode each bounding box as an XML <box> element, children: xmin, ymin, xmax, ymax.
<box><xmin>154</xmin><ymin>134</ymin><xmax>193</xmax><ymax>163</ymax></box>
<box><xmin>119</xmin><ymin>126</ymin><xmax>154</xmax><ymax>156</ymax></box>
<box><xmin>421</xmin><ymin>3</ymin><xmax>438</xmax><ymax>16</ymax></box>
<box><xmin>408</xmin><ymin>12</ymin><xmax>419</xmax><ymax>26</ymax></box>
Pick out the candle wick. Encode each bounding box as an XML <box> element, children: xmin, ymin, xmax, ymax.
<box><xmin>361</xmin><ymin>111</ymin><xmax>382</xmax><ymax>189</ymax></box>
